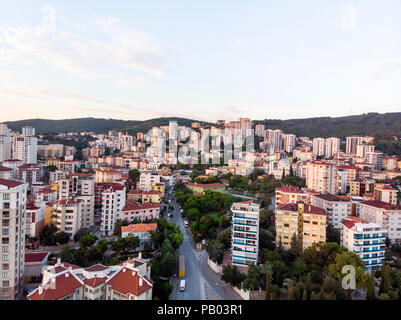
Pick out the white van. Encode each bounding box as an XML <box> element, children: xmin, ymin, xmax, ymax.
<box><xmin>184</xmin><ymin>220</ymin><xmax>189</xmax><ymax>228</ymax></box>
<box><xmin>179</xmin><ymin>280</ymin><xmax>186</xmax><ymax>292</ymax></box>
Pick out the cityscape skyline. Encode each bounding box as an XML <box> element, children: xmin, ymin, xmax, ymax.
<box><xmin>1</xmin><ymin>0</ymin><xmax>401</xmax><ymax>122</ymax></box>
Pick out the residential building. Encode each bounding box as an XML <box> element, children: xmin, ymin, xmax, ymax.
<box><xmin>275</xmin><ymin>202</ymin><xmax>326</xmax><ymax>250</ymax></box>
<box><xmin>359</xmin><ymin>200</ymin><xmax>401</xmax><ymax>243</ymax></box>
<box><xmin>374</xmin><ymin>184</ymin><xmax>398</xmax><ymax>205</ymax></box>
<box><xmin>341</xmin><ymin>216</ymin><xmax>386</xmax><ymax>272</ymax></box>
<box><xmin>306</xmin><ymin>161</ymin><xmax>338</xmax><ymax>194</ymax></box>
<box><xmin>325</xmin><ymin>137</ymin><xmax>341</xmax><ymax>158</ymax></box>
<box><xmin>255</xmin><ymin>124</ymin><xmax>265</xmax><ymax>137</ymax></box>
<box><xmin>26</xmin><ymin>202</ymin><xmax>45</xmax><ymax>238</ymax></box>
<box><xmin>51</xmin><ymin>199</ymin><xmax>83</xmax><ymax>240</ymax></box>
<box><xmin>231</xmin><ymin>201</ymin><xmax>260</xmax><ymax>267</ymax></box>
<box><xmin>283</xmin><ymin>134</ymin><xmax>296</xmax><ymax>153</ymax></box>
<box><xmin>312</xmin><ymin>138</ymin><xmax>326</xmax><ymax>157</ymax></box>
<box><xmin>138</xmin><ymin>171</ymin><xmax>161</xmax><ymax>191</ymax></box>
<box><xmin>275</xmin><ymin>186</ymin><xmax>311</xmax><ymax>208</ymax></box>
<box><xmin>11</xmin><ymin>134</ymin><xmax>38</xmax><ymax>164</ymax></box>
<box><xmin>121</xmin><ymin>202</ymin><xmax>160</xmax><ymax>222</ymax></box>
<box><xmin>27</xmin><ymin>257</ymin><xmax>153</xmax><ymax>300</ymax></box>
<box><xmin>0</xmin><ymin>178</ymin><xmax>28</xmax><ymax>300</ymax></box>
<box><xmin>346</xmin><ymin>136</ymin><xmax>362</xmax><ymax>155</ymax></box>
<box><xmin>312</xmin><ymin>194</ymin><xmax>352</xmax><ymax>228</ymax></box>
<box><xmin>100</xmin><ymin>185</ymin><xmax>126</xmax><ymax>236</ymax></box>
<box><xmin>121</xmin><ymin>223</ymin><xmax>158</xmax><ymax>248</ymax></box>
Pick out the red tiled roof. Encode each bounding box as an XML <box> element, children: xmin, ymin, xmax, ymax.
<box><xmin>37</xmin><ymin>188</ymin><xmax>54</xmax><ymax>194</ymax></box>
<box><xmin>0</xmin><ymin>178</ymin><xmax>24</xmax><ymax>188</ymax></box>
<box><xmin>338</xmin><ymin>165</ymin><xmax>361</xmax><ymax>171</ymax></box>
<box><xmin>56</xmin><ymin>199</ymin><xmax>78</xmax><ymax>205</ymax></box>
<box><xmin>83</xmin><ymin>277</ymin><xmax>107</xmax><ymax>287</ymax></box>
<box><xmin>277</xmin><ymin>202</ymin><xmax>326</xmax><ymax>215</ymax></box>
<box><xmin>28</xmin><ymin>273</ymin><xmax>83</xmax><ymax>300</ymax></box>
<box><xmin>107</xmin><ymin>268</ymin><xmax>152</xmax><ymax>297</ymax></box>
<box><xmin>122</xmin><ymin>202</ymin><xmax>160</xmax><ymax>212</ymax></box>
<box><xmin>84</xmin><ymin>264</ymin><xmax>109</xmax><ymax>272</ymax></box>
<box><xmin>0</xmin><ymin>166</ymin><xmax>12</xmax><ymax>172</ymax></box>
<box><xmin>360</xmin><ymin>200</ymin><xmax>401</xmax><ymax>210</ymax></box>
<box><xmin>276</xmin><ymin>186</ymin><xmax>302</xmax><ymax>193</ymax></box>
<box><xmin>121</xmin><ymin>223</ymin><xmax>157</xmax><ymax>234</ymax></box>
<box><xmin>25</xmin><ymin>252</ymin><xmax>49</xmax><ymax>263</ymax></box>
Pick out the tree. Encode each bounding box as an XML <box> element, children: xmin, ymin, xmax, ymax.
<box><xmin>126</xmin><ymin>235</ymin><xmax>140</xmax><ymax>252</ymax></box>
<box><xmin>40</xmin><ymin>224</ymin><xmax>58</xmax><ymax>246</ymax></box>
<box><xmin>328</xmin><ymin>251</ymin><xmax>368</xmax><ymax>291</ymax></box>
<box><xmin>326</xmin><ymin>224</ymin><xmax>341</xmax><ymax>244</ymax></box>
<box><xmin>74</xmin><ymin>228</ymin><xmax>89</xmax><ymax>242</ymax></box>
<box><xmin>129</xmin><ymin>169</ymin><xmax>140</xmax><ymax>184</ymax></box>
<box><xmin>206</xmin><ymin>240</ymin><xmax>225</xmax><ymax>264</ymax></box>
<box><xmin>305</xmin><ymin>273</ymin><xmax>312</xmax><ymax>299</ymax></box>
<box><xmin>243</xmin><ymin>263</ymin><xmax>261</xmax><ymax>291</ymax></box>
<box><xmin>366</xmin><ymin>273</ymin><xmax>376</xmax><ymax>300</ymax></box>
<box><xmin>221</xmin><ymin>265</ymin><xmax>246</xmax><ymax>288</ymax></box>
<box><xmin>380</xmin><ymin>264</ymin><xmax>391</xmax><ymax>295</ymax></box>
<box><xmin>79</xmin><ymin>235</ymin><xmax>97</xmax><ymax>248</ymax></box>
<box><xmin>113</xmin><ymin>219</ymin><xmax>123</xmax><ymax>237</ymax></box>
<box><xmin>302</xmin><ymin>289</ymin><xmax>308</xmax><ymax>300</ymax></box>
<box><xmin>265</xmin><ymin>272</ymin><xmax>271</xmax><ymax>300</ymax></box>
<box><xmin>56</xmin><ymin>232</ymin><xmax>70</xmax><ymax>244</ymax></box>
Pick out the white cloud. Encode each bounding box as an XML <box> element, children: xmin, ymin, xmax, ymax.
<box><xmin>0</xmin><ymin>14</ymin><xmax>168</xmax><ymax>81</ymax></box>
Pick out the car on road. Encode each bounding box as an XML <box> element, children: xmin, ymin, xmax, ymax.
<box><xmin>179</xmin><ymin>280</ymin><xmax>186</xmax><ymax>292</ymax></box>
<box><xmin>168</xmin><ymin>213</ymin><xmax>173</xmax><ymax>218</ymax></box>
<box><xmin>184</xmin><ymin>220</ymin><xmax>189</xmax><ymax>228</ymax></box>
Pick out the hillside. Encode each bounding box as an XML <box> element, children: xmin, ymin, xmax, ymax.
<box><xmin>5</xmin><ymin>117</ymin><xmax>211</xmax><ymax>135</ymax></box>
<box><xmin>254</xmin><ymin>112</ymin><xmax>401</xmax><ymax>139</ymax></box>
<box><xmin>5</xmin><ymin>112</ymin><xmax>401</xmax><ymax>139</ymax></box>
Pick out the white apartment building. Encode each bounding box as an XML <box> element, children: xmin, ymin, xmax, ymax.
<box><xmin>255</xmin><ymin>124</ymin><xmax>265</xmax><ymax>137</ymax></box>
<box><xmin>341</xmin><ymin>216</ymin><xmax>387</xmax><ymax>272</ymax></box>
<box><xmin>312</xmin><ymin>138</ymin><xmax>326</xmax><ymax>157</ymax></box>
<box><xmin>0</xmin><ymin>135</ymin><xmax>12</xmax><ymax>163</ymax></box>
<box><xmin>325</xmin><ymin>137</ymin><xmax>341</xmax><ymax>158</ymax></box>
<box><xmin>359</xmin><ymin>200</ymin><xmax>401</xmax><ymax>243</ymax></box>
<box><xmin>0</xmin><ymin>179</ymin><xmax>28</xmax><ymax>300</ymax></box>
<box><xmin>312</xmin><ymin>194</ymin><xmax>352</xmax><ymax>228</ymax></box>
<box><xmin>139</xmin><ymin>171</ymin><xmax>161</xmax><ymax>191</ymax></box>
<box><xmin>100</xmin><ymin>185</ymin><xmax>126</xmax><ymax>236</ymax></box>
<box><xmin>231</xmin><ymin>201</ymin><xmax>260</xmax><ymax>267</ymax></box>
<box><xmin>283</xmin><ymin>134</ymin><xmax>296</xmax><ymax>153</ymax></box>
<box><xmin>51</xmin><ymin>199</ymin><xmax>83</xmax><ymax>240</ymax></box>
<box><xmin>356</xmin><ymin>144</ymin><xmax>375</xmax><ymax>159</ymax></box>
<box><xmin>306</xmin><ymin>161</ymin><xmax>338</xmax><ymax>194</ymax></box>
<box><xmin>11</xmin><ymin>135</ymin><xmax>38</xmax><ymax>164</ymax></box>
<box><xmin>366</xmin><ymin>152</ymin><xmax>383</xmax><ymax>170</ymax></box>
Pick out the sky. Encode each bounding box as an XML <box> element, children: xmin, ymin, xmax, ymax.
<box><xmin>0</xmin><ymin>0</ymin><xmax>400</xmax><ymax>122</ymax></box>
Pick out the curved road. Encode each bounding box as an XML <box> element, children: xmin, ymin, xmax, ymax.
<box><xmin>166</xmin><ymin>187</ymin><xmax>240</xmax><ymax>300</ymax></box>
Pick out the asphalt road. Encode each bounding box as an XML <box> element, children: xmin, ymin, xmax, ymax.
<box><xmin>166</xmin><ymin>187</ymin><xmax>240</xmax><ymax>300</ymax></box>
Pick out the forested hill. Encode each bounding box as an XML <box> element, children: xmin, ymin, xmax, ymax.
<box><xmin>254</xmin><ymin>112</ymin><xmax>401</xmax><ymax>139</ymax></box>
<box><xmin>5</xmin><ymin>112</ymin><xmax>401</xmax><ymax>140</ymax></box>
<box><xmin>5</xmin><ymin>117</ymin><xmax>211</xmax><ymax>135</ymax></box>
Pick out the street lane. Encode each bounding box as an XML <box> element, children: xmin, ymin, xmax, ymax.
<box><xmin>166</xmin><ymin>186</ymin><xmax>240</xmax><ymax>300</ymax></box>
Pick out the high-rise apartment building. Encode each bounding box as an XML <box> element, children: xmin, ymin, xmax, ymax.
<box><xmin>0</xmin><ymin>124</ymin><xmax>12</xmax><ymax>163</ymax></box>
<box><xmin>283</xmin><ymin>134</ymin><xmax>296</xmax><ymax>153</ymax></box>
<box><xmin>306</xmin><ymin>161</ymin><xmax>338</xmax><ymax>194</ymax></box>
<box><xmin>255</xmin><ymin>124</ymin><xmax>265</xmax><ymax>137</ymax></box>
<box><xmin>346</xmin><ymin>136</ymin><xmax>362</xmax><ymax>154</ymax></box>
<box><xmin>325</xmin><ymin>137</ymin><xmax>341</xmax><ymax>158</ymax></box>
<box><xmin>231</xmin><ymin>201</ymin><xmax>260</xmax><ymax>267</ymax></box>
<box><xmin>100</xmin><ymin>185</ymin><xmax>126</xmax><ymax>236</ymax></box>
<box><xmin>312</xmin><ymin>138</ymin><xmax>326</xmax><ymax>157</ymax></box>
<box><xmin>264</xmin><ymin>129</ymin><xmax>283</xmax><ymax>151</ymax></box>
<box><xmin>11</xmin><ymin>135</ymin><xmax>37</xmax><ymax>164</ymax></box>
<box><xmin>341</xmin><ymin>216</ymin><xmax>386</xmax><ymax>272</ymax></box>
<box><xmin>0</xmin><ymin>179</ymin><xmax>28</xmax><ymax>300</ymax></box>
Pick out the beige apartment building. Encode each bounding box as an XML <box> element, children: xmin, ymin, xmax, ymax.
<box><xmin>0</xmin><ymin>179</ymin><xmax>28</xmax><ymax>300</ymax></box>
<box><xmin>306</xmin><ymin>161</ymin><xmax>338</xmax><ymax>194</ymax></box>
<box><xmin>275</xmin><ymin>202</ymin><xmax>326</xmax><ymax>250</ymax></box>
